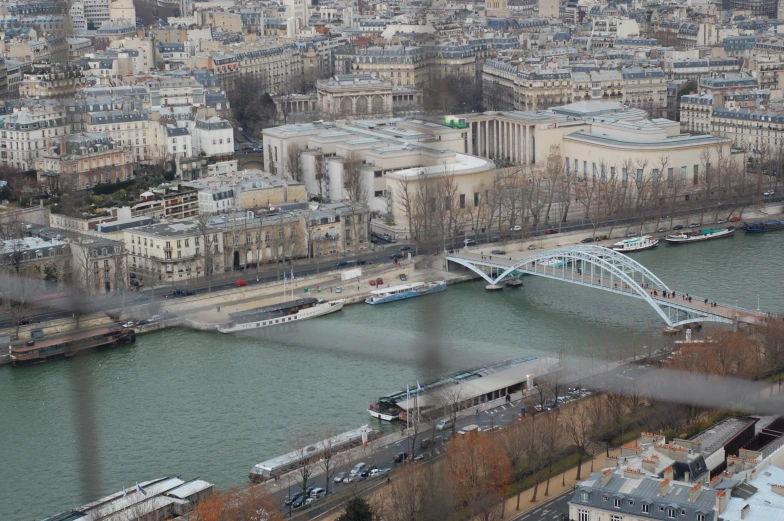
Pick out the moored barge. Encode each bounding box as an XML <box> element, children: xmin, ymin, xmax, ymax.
<box><xmin>9</xmin><ymin>326</ymin><xmax>136</xmax><ymax>367</ymax></box>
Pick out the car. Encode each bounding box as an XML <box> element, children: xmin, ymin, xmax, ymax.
<box><xmin>376</xmin><ymin>277</ymin><xmax>384</xmax><ymax>286</ymax></box>
<box><xmin>399</xmin><ymin>273</ymin><xmax>407</xmax><ymax>281</ymax></box>
<box><xmin>393</xmin><ymin>452</ymin><xmax>409</xmax><ymax>463</ymax></box>
<box><xmin>413</xmin><ymin>454</ymin><xmax>425</xmax><ymax>461</ymax></box>
<box><xmin>369</xmin><ymin>279</ymin><xmax>377</xmax><ymax>286</ymax></box>
<box><xmin>546</xmin><ymin>228</ymin><xmax>558</xmax><ymax>235</ymax></box>
<box><xmin>729</xmin><ymin>216</ymin><xmax>742</xmax><ymax>222</ymax></box>
<box><xmin>397</xmin><ymin>246</ymin><xmax>411</xmax><ymax>252</ymax></box>
<box><xmin>292</xmin><ymin>496</ymin><xmax>306</xmax><ymax>509</ymax></box>
<box><xmin>333</xmin><ymin>472</ymin><xmax>347</xmax><ymax>483</ymax></box>
<box><xmin>688</xmin><ymin>222</ymin><xmax>701</xmax><ymax>228</ymax></box>
<box><xmin>337</xmin><ymin>260</ymin><xmax>357</xmax><ymax>267</ymax></box>
<box><xmin>764</xmin><ymin>190</ymin><xmax>775</xmax><ymax>197</ymax></box>
<box><xmin>310</xmin><ymin>487</ymin><xmax>326</xmax><ymax>498</ymax></box>
<box><xmin>285</xmin><ymin>492</ymin><xmax>303</xmax><ymax>505</ymax></box>
<box><xmin>390</xmin><ymin>254</ymin><xmax>402</xmax><ymax>261</ymax></box>
<box><xmin>442</xmin><ymin>433</ymin><xmax>452</xmax><ymax>442</ymax></box>
<box><xmin>357</xmin><ymin>260</ymin><xmax>369</xmax><ymax>265</ymax></box>
<box><xmin>122</xmin><ymin>321</ymin><xmax>135</xmax><ymax>328</ymax></box>
<box><xmin>626</xmin><ymin>231</ymin><xmax>638</xmax><ymax>237</ymax></box>
<box><xmin>581</xmin><ymin>237</ymin><xmax>594</xmax><ymax>243</ymax></box>
<box><xmin>491</xmin><ymin>250</ymin><xmax>506</xmax><ymax>255</ymax></box>
<box><xmin>528</xmin><ymin>244</ymin><xmax>537</xmax><ymax>250</ymax></box>
<box><xmin>349</xmin><ymin>462</ymin><xmax>367</xmax><ymax>476</ymax></box>
<box><xmin>672</xmin><ymin>224</ymin><xmax>684</xmax><ymax>230</ymax></box>
<box><xmin>716</xmin><ymin>218</ymin><xmax>728</xmax><ymax>224</ymax></box>
<box><xmin>420</xmin><ymin>438</ymin><xmax>434</xmax><ymax>449</ymax></box>
<box><xmin>657</xmin><ymin>227</ymin><xmax>669</xmax><ymax>233</ymax></box>
<box><xmin>334</xmin><ymin>287</ymin><xmax>343</xmax><ymax>294</ymax></box>
<box><xmin>235</xmin><ymin>279</ymin><xmax>248</xmax><ymax>287</ymax></box>
<box><xmin>305</xmin><ymin>497</ymin><xmax>316</xmax><ymax>505</ymax></box>
<box><xmin>510</xmin><ymin>225</ymin><xmax>522</xmax><ymax>232</ymax></box>
<box><xmin>435</xmin><ymin>418</ymin><xmax>453</xmax><ymax>431</ymax></box>
<box><xmin>147</xmin><ymin>315</ymin><xmax>163</xmax><ymax>323</ymax></box>
<box><xmin>370</xmin><ymin>467</ymin><xmax>391</xmax><ymax>477</ymax></box>
<box><xmin>464</xmin><ymin>238</ymin><xmax>476</xmax><ymax>246</ymax></box>
<box><xmin>490</xmin><ymin>235</ymin><xmax>500</xmax><ymax>242</ymax></box>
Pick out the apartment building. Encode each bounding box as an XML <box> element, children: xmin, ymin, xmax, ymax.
<box><xmin>191</xmin><ymin>117</ymin><xmax>233</xmax><ymax>157</ymax></box>
<box><xmin>19</xmin><ymin>62</ymin><xmax>88</xmax><ymax>99</ymax></box>
<box><xmin>0</xmin><ymin>236</ymin><xmax>72</xmax><ymax>303</ymax></box>
<box><xmin>35</xmin><ymin>132</ymin><xmax>133</xmax><ymax>190</ymax></box>
<box><xmin>146</xmin><ymin>77</ymin><xmax>205</xmax><ymax>107</ymax></box>
<box><xmin>0</xmin><ymin>104</ymin><xmax>71</xmax><ymax>170</ymax></box>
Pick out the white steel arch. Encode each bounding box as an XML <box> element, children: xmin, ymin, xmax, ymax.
<box><xmin>446</xmin><ymin>245</ymin><xmax>735</xmax><ymax>328</ymax></box>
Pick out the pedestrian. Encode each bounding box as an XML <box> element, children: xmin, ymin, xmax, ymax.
<box><xmin>704</xmin><ymin>298</ymin><xmax>708</xmax><ymax>304</ymax></box>
<box><xmin>689</xmin><ymin>296</ymin><xmax>692</xmax><ymax>303</ymax></box>
<box><xmin>489</xmin><ymin>255</ymin><xmax>492</xmax><ymax>261</ymax></box>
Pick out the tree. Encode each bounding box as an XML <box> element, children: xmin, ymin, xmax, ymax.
<box><xmin>338</xmin><ymin>497</ymin><xmax>375</xmax><ymax>521</ymax></box>
<box><xmin>288</xmin><ymin>431</ymin><xmax>318</xmax><ymax>502</ymax></box>
<box><xmin>561</xmin><ymin>401</ymin><xmax>592</xmax><ymax>480</ymax></box>
<box><xmin>287</xmin><ymin>144</ymin><xmax>305</xmax><ymax>182</ymax></box>
<box><xmin>434</xmin><ymin>385</ymin><xmax>466</xmax><ymax>437</ymax></box>
<box><xmin>229</xmin><ymin>76</ymin><xmax>277</xmax><ymax>135</ymax></box>
<box><xmin>319</xmin><ymin>425</ymin><xmax>339</xmax><ymax>495</ymax></box>
<box><xmin>343</xmin><ymin>152</ymin><xmax>367</xmax><ymax>252</ymax></box>
<box><xmin>195</xmin><ymin>213</ymin><xmax>218</xmax><ymax>292</ymax></box>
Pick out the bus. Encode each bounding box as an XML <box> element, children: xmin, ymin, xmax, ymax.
<box><xmin>444</xmin><ymin>115</ymin><xmax>467</xmax><ymax>129</ymax></box>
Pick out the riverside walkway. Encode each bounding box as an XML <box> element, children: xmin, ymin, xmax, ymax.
<box><xmin>447</xmin><ymin>245</ymin><xmax>768</xmax><ymax>328</ymax></box>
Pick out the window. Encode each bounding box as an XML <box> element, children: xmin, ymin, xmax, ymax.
<box><xmin>610</xmin><ymin>516</ymin><xmax>622</xmax><ymax>521</ymax></box>
<box><xmin>610</xmin><ymin>166</ymin><xmax>616</xmax><ymax>180</ymax></box>
<box><xmin>601</xmin><ymin>164</ymin><xmax>606</xmax><ymax>183</ymax></box>
<box><xmin>580</xmin><ymin>491</ymin><xmax>589</xmax><ymax>502</ymax></box>
<box><xmin>565</xmin><ymin>156</ymin><xmax>570</xmax><ymax>174</ymax></box>
<box><xmin>474</xmin><ymin>192</ymin><xmax>480</xmax><ymax>206</ymax></box>
<box><xmin>265</xmin><ymin>231</ymin><xmax>270</xmax><ymax>242</ymax></box>
<box><xmin>614</xmin><ymin>498</ymin><xmax>621</xmax><ymax>508</ymax></box>
<box><xmin>667</xmin><ymin>507</ymin><xmax>675</xmax><ymax>518</ymax></box>
<box><xmin>185</xmin><ymin>239</ymin><xmax>189</xmax><ymax>247</ymax></box>
<box><xmin>652</xmin><ymin>168</ymin><xmax>660</xmax><ymax>184</ymax></box>
<box><xmin>696</xmin><ymin>515</ymin><xmax>705</xmax><ymax>521</ymax></box>
<box><xmin>578</xmin><ymin>510</ymin><xmax>590</xmax><ymax>521</ymax></box>
<box><xmin>642</xmin><ymin>503</ymin><xmax>649</xmax><ymax>513</ymax></box>
<box><xmin>278</xmin><ymin>229</ymin><xmax>284</xmax><ymax>240</ymax></box>
<box><xmin>459</xmin><ymin>194</ymin><xmax>466</xmax><ymax>209</ymax></box>
<box><xmin>636</xmin><ymin>169</ymin><xmax>643</xmax><ymax>185</ymax></box>
<box><xmin>592</xmin><ymin>162</ymin><xmax>598</xmax><ymax>181</ymax></box>
<box><xmin>667</xmin><ymin>168</ymin><xmax>674</xmax><ymax>187</ymax></box>
<box><xmin>177</xmin><ymin>240</ymin><xmax>181</xmax><ymax>248</ymax></box>
<box><xmin>195</xmin><ymin>237</ymin><xmax>200</xmax><ymax>245</ymax></box>
<box><xmin>583</xmin><ymin>161</ymin><xmax>588</xmax><ymax>175</ymax></box>
<box><xmin>693</xmin><ymin>165</ymin><xmax>699</xmax><ymax>185</ymax></box>
<box><xmin>622</xmin><ymin>168</ymin><xmax>628</xmax><ymax>187</ymax></box>
<box><xmin>680</xmin><ymin>166</ymin><xmax>687</xmax><ymax>181</ymax></box>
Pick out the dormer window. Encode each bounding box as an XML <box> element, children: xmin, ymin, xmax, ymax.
<box><xmin>614</xmin><ymin>498</ymin><xmax>621</xmax><ymax>508</ymax></box>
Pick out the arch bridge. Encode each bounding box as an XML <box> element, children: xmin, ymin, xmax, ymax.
<box><xmin>446</xmin><ymin>245</ymin><xmax>761</xmax><ymax>328</ymax></box>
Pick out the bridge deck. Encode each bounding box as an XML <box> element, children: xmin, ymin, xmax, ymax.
<box><xmin>448</xmin><ymin>250</ymin><xmax>765</xmax><ymax>327</ymax></box>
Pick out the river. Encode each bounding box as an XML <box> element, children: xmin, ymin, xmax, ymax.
<box><xmin>2</xmin><ymin>231</ymin><xmax>783</xmax><ymax>520</ymax></box>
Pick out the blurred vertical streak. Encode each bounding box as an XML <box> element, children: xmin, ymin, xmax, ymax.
<box><xmin>71</xmin><ymin>360</ymin><xmax>102</xmax><ymax>503</ymax></box>
<box><xmin>419</xmin><ymin>293</ymin><xmax>445</xmax><ymax>377</ymax></box>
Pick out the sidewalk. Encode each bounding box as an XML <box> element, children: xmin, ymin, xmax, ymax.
<box><xmin>502</xmin><ymin>445</ymin><xmax>624</xmax><ymax>519</ymax></box>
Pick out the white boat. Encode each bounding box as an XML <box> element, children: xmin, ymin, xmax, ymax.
<box><xmin>218</xmin><ymin>297</ymin><xmax>343</xmax><ymax>333</ymax></box>
<box><xmin>611</xmin><ymin>235</ymin><xmax>659</xmax><ymax>253</ymax></box>
<box><xmin>365</xmin><ymin>281</ymin><xmax>447</xmax><ymax>305</ymax></box>
<box><xmin>665</xmin><ymin>226</ymin><xmax>735</xmax><ymax>244</ymax></box>
<box><xmin>542</xmin><ymin>257</ymin><xmax>567</xmax><ymax>268</ymax></box>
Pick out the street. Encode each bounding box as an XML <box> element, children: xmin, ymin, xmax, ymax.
<box><xmin>509</xmin><ymin>489</ymin><xmax>573</xmax><ymax>521</ymax></box>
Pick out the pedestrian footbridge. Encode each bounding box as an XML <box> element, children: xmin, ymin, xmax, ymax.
<box><xmin>446</xmin><ymin>245</ymin><xmax>763</xmax><ymax>328</ymax></box>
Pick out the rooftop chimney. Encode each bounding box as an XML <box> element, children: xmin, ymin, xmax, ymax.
<box><xmin>716</xmin><ymin>490</ymin><xmax>729</xmax><ymax>514</ymax></box>
<box><xmin>689</xmin><ymin>482</ymin><xmax>701</xmax><ymax>503</ymax></box>
<box><xmin>659</xmin><ymin>479</ymin><xmax>670</xmax><ymax>496</ymax></box>
<box><xmin>605</xmin><ymin>455</ymin><xmax>619</xmax><ymax>468</ymax></box>
<box><xmin>740</xmin><ymin>504</ymin><xmax>750</xmax><ymax>520</ymax></box>
<box><xmin>642</xmin><ymin>458</ymin><xmax>657</xmax><ymax>474</ymax></box>
<box><xmin>664</xmin><ymin>465</ymin><xmax>674</xmax><ymax>483</ymax></box>
<box><xmin>601</xmin><ymin>468</ymin><xmax>613</xmax><ymax>486</ymax></box>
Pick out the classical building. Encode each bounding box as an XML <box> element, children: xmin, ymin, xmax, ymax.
<box><xmin>316</xmin><ymin>74</ymin><xmax>393</xmax><ymax>118</ymax></box>
<box><xmin>35</xmin><ymin>132</ymin><xmax>133</xmax><ymax>190</ymax></box>
<box><xmin>0</xmin><ymin>235</ymin><xmax>72</xmax><ymax>306</ymax></box>
<box><xmin>0</xmin><ymin>103</ymin><xmax>71</xmax><ymax>170</ymax></box>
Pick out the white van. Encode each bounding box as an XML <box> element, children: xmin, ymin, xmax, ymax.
<box><xmin>458</xmin><ymin>424</ymin><xmax>481</xmax><ymax>435</ymax></box>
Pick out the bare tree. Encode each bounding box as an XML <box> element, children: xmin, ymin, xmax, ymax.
<box><xmin>319</xmin><ymin>425</ymin><xmax>339</xmax><ymax>495</ymax></box>
<box><xmin>195</xmin><ymin>213</ymin><xmax>217</xmax><ymax>292</ymax></box>
<box><xmin>288</xmin><ymin>431</ymin><xmax>318</xmax><ymax>502</ymax></box>
<box><xmin>561</xmin><ymin>401</ymin><xmax>593</xmax><ymax>480</ymax></box>
<box><xmin>287</xmin><ymin>144</ymin><xmax>305</xmax><ymax>182</ymax></box>
<box><xmin>434</xmin><ymin>385</ymin><xmax>466</xmax><ymax>437</ymax></box>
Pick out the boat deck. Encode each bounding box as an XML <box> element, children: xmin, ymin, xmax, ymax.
<box><xmin>11</xmin><ymin>326</ymin><xmax>124</xmax><ymax>354</ymax></box>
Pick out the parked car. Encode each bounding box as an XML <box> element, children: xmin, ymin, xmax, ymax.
<box><xmin>334</xmin><ymin>287</ymin><xmax>343</xmax><ymax>294</ymax></box>
<box><xmin>397</xmin><ymin>246</ymin><xmax>411</xmax><ymax>252</ymax></box>
<box><xmin>672</xmin><ymin>225</ymin><xmax>685</xmax><ymax>230</ymax></box>
<box><xmin>393</xmin><ymin>452</ymin><xmax>409</xmax><ymax>463</ymax></box>
<box><xmin>310</xmin><ymin>488</ymin><xmax>326</xmax><ymax>498</ymax></box>
<box><xmin>357</xmin><ymin>260</ymin><xmax>369</xmax><ymax>265</ymax></box>
<box><xmin>285</xmin><ymin>492</ymin><xmax>303</xmax><ymax>505</ymax></box>
<box><xmin>413</xmin><ymin>454</ymin><xmax>425</xmax><ymax>461</ymax></box>
<box><xmin>729</xmin><ymin>216</ymin><xmax>742</xmax><ymax>222</ymax></box>
<box><xmin>491</xmin><ymin>250</ymin><xmax>506</xmax><ymax>255</ymax></box>
<box><xmin>337</xmin><ymin>260</ymin><xmax>357</xmax><ymax>267</ymax></box>
<box><xmin>688</xmin><ymin>222</ymin><xmax>701</xmax><ymax>228</ymax></box>
<box><xmin>510</xmin><ymin>225</ymin><xmax>522</xmax><ymax>232</ymax></box>
<box><xmin>370</xmin><ymin>468</ymin><xmax>390</xmax><ymax>477</ymax></box>
<box><xmin>399</xmin><ymin>273</ymin><xmax>407</xmax><ymax>281</ymax></box>
<box><xmin>581</xmin><ymin>237</ymin><xmax>594</xmax><ymax>243</ymax></box>
<box><xmin>464</xmin><ymin>238</ymin><xmax>476</xmax><ymax>246</ymax></box>
<box><xmin>435</xmin><ymin>418</ymin><xmax>454</xmax><ymax>431</ymax></box>
<box><xmin>292</xmin><ymin>496</ymin><xmax>306</xmax><ymax>509</ymax></box>
<box><xmin>626</xmin><ymin>231</ymin><xmax>638</xmax><ymax>237</ymax></box>
<box><xmin>716</xmin><ymin>218</ymin><xmax>728</xmax><ymax>224</ymax></box>
<box><xmin>764</xmin><ymin>189</ymin><xmax>775</xmax><ymax>197</ymax></box>
<box><xmin>369</xmin><ymin>279</ymin><xmax>378</xmax><ymax>286</ymax></box>
<box><xmin>528</xmin><ymin>244</ymin><xmax>537</xmax><ymax>250</ymax></box>
<box><xmin>376</xmin><ymin>277</ymin><xmax>384</xmax><ymax>286</ymax></box>
<box><xmin>490</xmin><ymin>235</ymin><xmax>500</xmax><ymax>242</ymax></box>
<box><xmin>545</xmin><ymin>228</ymin><xmax>558</xmax><ymax>235</ymax></box>
<box><xmin>349</xmin><ymin>462</ymin><xmax>367</xmax><ymax>476</ymax></box>
<box><xmin>148</xmin><ymin>315</ymin><xmax>163</xmax><ymax>323</ymax></box>
<box><xmin>235</xmin><ymin>279</ymin><xmax>248</xmax><ymax>287</ymax></box>
<box><xmin>122</xmin><ymin>321</ymin><xmax>135</xmax><ymax>328</ymax></box>
<box><xmin>333</xmin><ymin>472</ymin><xmax>347</xmax><ymax>483</ymax></box>
<box><xmin>657</xmin><ymin>227</ymin><xmax>669</xmax><ymax>233</ymax></box>
<box><xmin>420</xmin><ymin>438</ymin><xmax>434</xmax><ymax>449</ymax></box>
<box><xmin>390</xmin><ymin>254</ymin><xmax>402</xmax><ymax>261</ymax></box>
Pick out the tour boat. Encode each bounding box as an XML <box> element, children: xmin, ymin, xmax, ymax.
<box><xmin>665</xmin><ymin>226</ymin><xmax>735</xmax><ymax>244</ymax></box>
<box><xmin>218</xmin><ymin>297</ymin><xmax>343</xmax><ymax>333</ymax></box>
<box><xmin>541</xmin><ymin>257</ymin><xmax>567</xmax><ymax>268</ymax></box>
<box><xmin>365</xmin><ymin>281</ymin><xmax>446</xmax><ymax>305</ymax></box>
<box><xmin>611</xmin><ymin>235</ymin><xmax>659</xmax><ymax>253</ymax></box>
<box><xmin>742</xmin><ymin>221</ymin><xmax>784</xmax><ymax>233</ymax></box>
<box><xmin>9</xmin><ymin>326</ymin><xmax>136</xmax><ymax>367</ymax></box>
